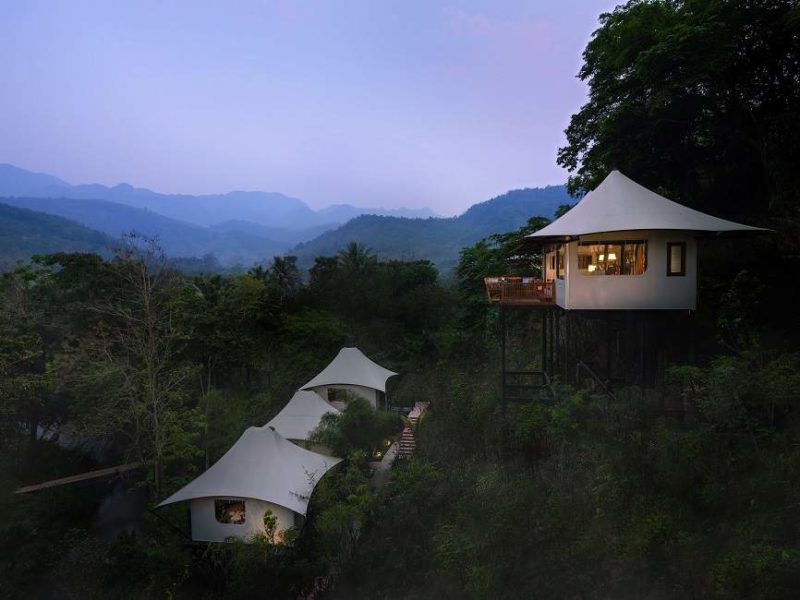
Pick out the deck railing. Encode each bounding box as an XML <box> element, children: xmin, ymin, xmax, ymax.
<box><xmin>484</xmin><ymin>277</ymin><xmax>555</xmax><ymax>305</ymax></box>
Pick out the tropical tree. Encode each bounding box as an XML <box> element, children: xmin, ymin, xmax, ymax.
<box><xmin>338</xmin><ymin>242</ymin><xmax>376</xmax><ymax>273</ymax></box>
<box><xmin>64</xmin><ymin>234</ymin><xmax>202</xmax><ymax>497</ymax></box>
<box><xmin>268</xmin><ymin>255</ymin><xmax>302</xmax><ymax>300</ymax></box>
<box><xmin>0</xmin><ymin>264</ymin><xmax>66</xmax><ymax>445</ymax></box>
<box><xmin>557</xmin><ymin>0</ymin><xmax>800</xmax><ymax>230</ymax></box>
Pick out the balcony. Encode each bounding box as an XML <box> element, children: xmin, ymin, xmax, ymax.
<box><xmin>484</xmin><ymin>277</ymin><xmax>555</xmax><ymax>306</ymax></box>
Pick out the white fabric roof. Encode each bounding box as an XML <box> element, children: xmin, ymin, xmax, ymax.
<box><xmin>158</xmin><ymin>425</ymin><xmax>341</xmax><ymax>515</ymax></box>
<box><xmin>528</xmin><ymin>170</ymin><xmax>768</xmax><ymax>241</ymax></box>
<box><xmin>266</xmin><ymin>390</ymin><xmax>340</xmax><ymax>441</ymax></box>
<box><xmin>301</xmin><ymin>347</ymin><xmax>398</xmax><ymax>393</ymax></box>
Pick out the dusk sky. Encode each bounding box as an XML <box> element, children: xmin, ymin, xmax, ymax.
<box><xmin>0</xmin><ymin>1</ymin><xmax>618</xmax><ymax>216</ymax></box>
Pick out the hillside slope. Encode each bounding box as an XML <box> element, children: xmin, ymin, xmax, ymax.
<box><xmin>1</xmin><ymin>197</ymin><xmax>286</xmax><ymax>266</ymax></box>
<box><xmin>291</xmin><ymin>185</ymin><xmax>571</xmax><ymax>272</ymax></box>
<box><xmin>0</xmin><ymin>202</ymin><xmax>112</xmax><ymax>269</ymax></box>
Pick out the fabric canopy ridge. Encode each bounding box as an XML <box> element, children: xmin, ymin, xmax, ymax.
<box><xmin>266</xmin><ymin>390</ymin><xmax>340</xmax><ymax>442</ymax></box>
<box><xmin>527</xmin><ymin>170</ymin><xmax>768</xmax><ymax>241</ymax></box>
<box><xmin>158</xmin><ymin>425</ymin><xmax>341</xmax><ymax>515</ymax></box>
<box><xmin>301</xmin><ymin>347</ymin><xmax>397</xmax><ymax>393</ymax></box>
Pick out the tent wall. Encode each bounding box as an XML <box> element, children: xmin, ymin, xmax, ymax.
<box><xmin>189</xmin><ymin>497</ymin><xmax>295</xmax><ymax>543</ymax></box>
<box><xmin>561</xmin><ymin>230</ymin><xmax>696</xmax><ymax>310</ymax></box>
<box><xmin>310</xmin><ymin>384</ymin><xmax>379</xmax><ymax>409</ymax></box>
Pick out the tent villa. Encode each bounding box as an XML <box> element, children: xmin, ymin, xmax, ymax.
<box><xmin>484</xmin><ymin>170</ymin><xmax>768</xmax><ymax>393</ymax></box>
<box><xmin>266</xmin><ymin>390</ymin><xmax>340</xmax><ymax>456</ymax></box>
<box><xmin>158</xmin><ymin>425</ymin><xmax>341</xmax><ymax>543</ymax></box>
<box><xmin>301</xmin><ymin>347</ymin><xmax>398</xmax><ymax>409</ymax></box>
<box><xmin>485</xmin><ymin>170</ymin><xmax>767</xmax><ymax>311</ymax></box>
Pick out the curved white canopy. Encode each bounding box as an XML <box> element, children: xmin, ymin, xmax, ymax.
<box><xmin>266</xmin><ymin>390</ymin><xmax>340</xmax><ymax>441</ymax></box>
<box><xmin>528</xmin><ymin>170</ymin><xmax>768</xmax><ymax>241</ymax></box>
<box><xmin>301</xmin><ymin>347</ymin><xmax>397</xmax><ymax>393</ymax></box>
<box><xmin>158</xmin><ymin>425</ymin><xmax>341</xmax><ymax>515</ymax></box>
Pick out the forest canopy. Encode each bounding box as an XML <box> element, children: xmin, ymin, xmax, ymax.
<box><xmin>2</xmin><ymin>1</ymin><xmax>800</xmax><ymax>598</ymax></box>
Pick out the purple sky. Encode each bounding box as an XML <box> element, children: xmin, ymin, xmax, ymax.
<box><xmin>0</xmin><ymin>1</ymin><xmax>618</xmax><ymax>215</ymax></box>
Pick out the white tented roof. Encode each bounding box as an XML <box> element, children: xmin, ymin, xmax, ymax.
<box><xmin>266</xmin><ymin>390</ymin><xmax>340</xmax><ymax>441</ymax></box>
<box><xmin>158</xmin><ymin>425</ymin><xmax>341</xmax><ymax>515</ymax></box>
<box><xmin>301</xmin><ymin>347</ymin><xmax>397</xmax><ymax>393</ymax></box>
<box><xmin>528</xmin><ymin>170</ymin><xmax>768</xmax><ymax>241</ymax></box>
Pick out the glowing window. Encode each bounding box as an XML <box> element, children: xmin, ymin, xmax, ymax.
<box><xmin>578</xmin><ymin>241</ymin><xmax>647</xmax><ymax>276</ymax></box>
<box><xmin>215</xmin><ymin>499</ymin><xmax>246</xmax><ymax>524</ymax></box>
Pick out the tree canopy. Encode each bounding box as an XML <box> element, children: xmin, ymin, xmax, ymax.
<box><xmin>558</xmin><ymin>0</ymin><xmax>800</xmax><ymax>231</ymax></box>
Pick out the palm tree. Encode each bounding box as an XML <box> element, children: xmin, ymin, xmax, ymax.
<box><xmin>268</xmin><ymin>255</ymin><xmax>302</xmax><ymax>298</ymax></box>
<box><xmin>338</xmin><ymin>241</ymin><xmax>375</xmax><ymax>273</ymax></box>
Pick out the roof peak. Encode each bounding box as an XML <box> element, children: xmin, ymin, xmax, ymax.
<box><xmin>527</xmin><ymin>170</ymin><xmax>766</xmax><ymax>240</ymax></box>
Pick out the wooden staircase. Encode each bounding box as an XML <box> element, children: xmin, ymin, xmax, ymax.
<box><xmin>397</xmin><ymin>426</ymin><xmax>416</xmax><ymax>458</ymax></box>
<box><xmin>397</xmin><ymin>402</ymin><xmax>429</xmax><ymax>459</ymax></box>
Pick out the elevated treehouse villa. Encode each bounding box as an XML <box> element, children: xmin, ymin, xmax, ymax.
<box><xmin>485</xmin><ymin>171</ymin><xmax>767</xmax><ymax>399</ymax></box>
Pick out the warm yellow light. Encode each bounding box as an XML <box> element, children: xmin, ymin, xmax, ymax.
<box><xmin>599</xmin><ymin>254</ymin><xmax>605</xmax><ymax>261</ymax></box>
<box><xmin>608</xmin><ymin>252</ymin><xmax>617</xmax><ymax>261</ymax></box>
<box><xmin>588</xmin><ymin>264</ymin><xmax>597</xmax><ymax>272</ymax></box>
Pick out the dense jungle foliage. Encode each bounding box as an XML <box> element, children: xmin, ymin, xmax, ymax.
<box><xmin>2</xmin><ymin>0</ymin><xmax>800</xmax><ymax>598</ymax></box>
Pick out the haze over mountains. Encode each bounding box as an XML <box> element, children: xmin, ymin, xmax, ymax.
<box><xmin>0</xmin><ymin>163</ymin><xmax>572</xmax><ymax>272</ymax></box>
<box><xmin>0</xmin><ymin>163</ymin><xmax>440</xmax><ymax>266</ymax></box>
<box><xmin>0</xmin><ymin>164</ymin><xmax>437</xmax><ymax>229</ymax></box>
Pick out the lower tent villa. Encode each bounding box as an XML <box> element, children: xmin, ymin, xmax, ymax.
<box><xmin>301</xmin><ymin>347</ymin><xmax>397</xmax><ymax>409</ymax></box>
<box><xmin>266</xmin><ymin>390</ymin><xmax>340</xmax><ymax>455</ymax></box>
<box><xmin>158</xmin><ymin>346</ymin><xmax>399</xmax><ymax>544</ymax></box>
<box><xmin>158</xmin><ymin>425</ymin><xmax>341</xmax><ymax>543</ymax></box>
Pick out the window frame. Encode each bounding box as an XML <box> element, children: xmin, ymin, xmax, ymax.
<box><xmin>576</xmin><ymin>240</ymin><xmax>648</xmax><ymax>277</ymax></box>
<box><xmin>666</xmin><ymin>242</ymin><xmax>686</xmax><ymax>277</ymax></box>
<box><xmin>215</xmin><ymin>498</ymin><xmax>247</xmax><ymax>525</ymax></box>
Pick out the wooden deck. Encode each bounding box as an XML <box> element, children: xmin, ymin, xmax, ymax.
<box><xmin>484</xmin><ymin>277</ymin><xmax>555</xmax><ymax>305</ymax></box>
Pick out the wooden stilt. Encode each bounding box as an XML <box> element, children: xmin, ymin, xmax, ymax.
<box><xmin>500</xmin><ymin>304</ymin><xmax>506</xmax><ymax>410</ymax></box>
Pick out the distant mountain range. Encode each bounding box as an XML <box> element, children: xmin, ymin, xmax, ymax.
<box><xmin>0</xmin><ymin>164</ymin><xmax>438</xmax><ymax>229</ymax></box>
<box><xmin>0</xmin><ymin>196</ymin><xmax>288</xmax><ymax>266</ymax></box>
<box><xmin>0</xmin><ymin>163</ymin><xmax>572</xmax><ymax>272</ymax></box>
<box><xmin>0</xmin><ymin>164</ymin><xmax>442</xmax><ymax>266</ymax></box>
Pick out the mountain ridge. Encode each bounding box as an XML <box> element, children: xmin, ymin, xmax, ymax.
<box><xmin>291</xmin><ymin>185</ymin><xmax>572</xmax><ymax>272</ymax></box>
<box><xmin>0</xmin><ymin>164</ymin><xmax>572</xmax><ymax>272</ymax></box>
<box><xmin>0</xmin><ymin>196</ymin><xmax>286</xmax><ymax>266</ymax></box>
<box><xmin>0</xmin><ymin>164</ymin><xmax>438</xmax><ymax>230</ymax></box>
